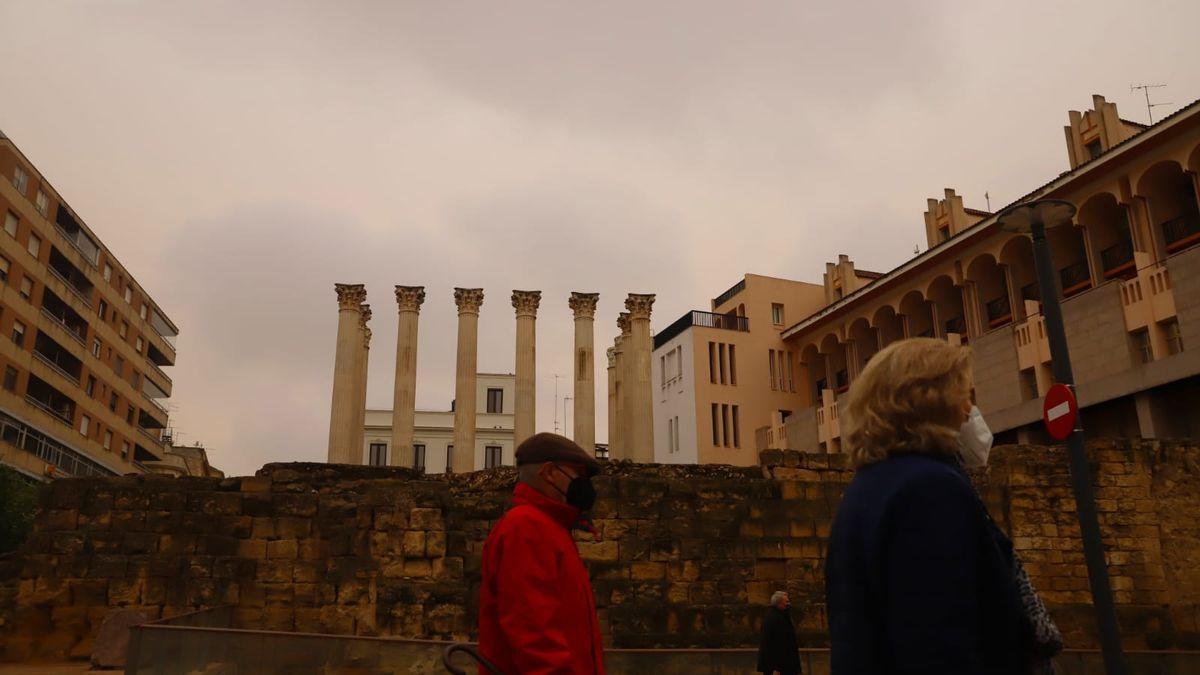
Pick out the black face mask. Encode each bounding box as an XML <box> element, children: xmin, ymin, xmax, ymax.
<box><xmin>551</xmin><ymin>465</ymin><xmax>596</xmax><ymax>512</ymax></box>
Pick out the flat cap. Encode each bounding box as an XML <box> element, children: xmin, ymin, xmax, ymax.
<box><xmin>515</xmin><ymin>432</ymin><xmax>602</xmax><ymax>476</ymax></box>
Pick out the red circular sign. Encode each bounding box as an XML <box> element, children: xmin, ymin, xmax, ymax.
<box><xmin>1043</xmin><ymin>384</ymin><xmax>1078</xmax><ymax>441</ymax></box>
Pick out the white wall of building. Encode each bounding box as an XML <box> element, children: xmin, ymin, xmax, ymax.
<box><xmin>652</xmin><ymin>331</ymin><xmax>698</xmax><ymax>464</ymax></box>
<box><xmin>362</xmin><ymin>373</ymin><xmax>515</xmax><ymax>473</ymax></box>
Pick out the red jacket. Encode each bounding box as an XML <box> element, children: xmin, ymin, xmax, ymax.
<box><xmin>478</xmin><ymin>483</ymin><xmax>605</xmax><ymax>675</ymax></box>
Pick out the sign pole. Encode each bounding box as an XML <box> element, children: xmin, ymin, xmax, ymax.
<box><xmin>1029</xmin><ymin>218</ymin><xmax>1127</xmax><ymax>675</ymax></box>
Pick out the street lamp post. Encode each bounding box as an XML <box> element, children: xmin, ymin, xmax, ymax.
<box><xmin>997</xmin><ymin>199</ymin><xmax>1126</xmax><ymax>675</ymax></box>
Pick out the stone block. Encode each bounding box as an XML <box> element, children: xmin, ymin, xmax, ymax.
<box><xmin>410</xmin><ymin>508</ymin><xmax>443</xmax><ymax>530</ymax></box>
<box><xmin>426</xmin><ymin>531</ymin><xmax>447</xmax><ymax>558</ymax></box>
<box><xmin>402</xmin><ymin>531</ymin><xmax>426</xmax><ymax>558</ymax></box>
<box><xmin>578</xmin><ymin>541</ymin><xmax>619</xmax><ymax>562</ymax></box>
<box><xmin>267</xmin><ymin>539</ymin><xmax>299</xmax><ymax>560</ymax></box>
<box><xmin>90</xmin><ymin>608</ymin><xmax>152</xmax><ymax>668</ymax></box>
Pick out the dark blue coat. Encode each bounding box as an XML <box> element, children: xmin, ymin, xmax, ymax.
<box><xmin>825</xmin><ymin>453</ymin><xmax>1031</xmax><ymax>675</ymax></box>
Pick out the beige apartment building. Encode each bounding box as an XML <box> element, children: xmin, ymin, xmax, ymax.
<box><xmin>0</xmin><ymin>130</ymin><xmax>180</xmax><ymax>481</ymax></box>
<box><xmin>655</xmin><ymin>94</ymin><xmax>1200</xmax><ymax>463</ymax></box>
<box><xmin>363</xmin><ymin>373</ymin><xmax>515</xmax><ymax>473</ymax></box>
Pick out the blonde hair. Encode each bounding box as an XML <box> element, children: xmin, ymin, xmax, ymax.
<box><xmin>842</xmin><ymin>338</ymin><xmax>972</xmax><ymax>468</ymax></box>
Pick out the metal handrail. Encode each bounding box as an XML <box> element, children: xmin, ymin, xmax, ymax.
<box><xmin>138</xmin><ymin>426</ymin><xmax>164</xmax><ymax>446</ymax></box>
<box><xmin>46</xmin><ymin>264</ymin><xmax>93</xmax><ymax>305</ymax></box>
<box><xmin>1163</xmin><ymin>213</ymin><xmax>1200</xmax><ymax>249</ymax></box>
<box><xmin>711</xmin><ymin>278</ymin><xmax>746</xmax><ymax>309</ymax></box>
<box><xmin>39</xmin><ymin>308</ymin><xmax>86</xmax><ymax>345</ymax></box>
<box><xmin>142</xmin><ymin>390</ymin><xmax>169</xmax><ymax>414</ymax></box>
<box><xmin>1100</xmin><ymin>240</ymin><xmax>1134</xmax><ymax>274</ymax></box>
<box><xmin>32</xmin><ymin>350</ymin><xmax>81</xmax><ymax>385</ymax></box>
<box><xmin>655</xmin><ymin>310</ymin><xmax>749</xmax><ymax>349</ymax></box>
<box><xmin>144</xmin><ymin>356</ymin><xmax>173</xmax><ymax>384</ymax></box>
<box><xmin>24</xmin><ymin>394</ymin><xmax>72</xmax><ymax>426</ymax></box>
<box><xmin>52</xmin><ymin>222</ymin><xmax>100</xmax><ymax>267</ymax></box>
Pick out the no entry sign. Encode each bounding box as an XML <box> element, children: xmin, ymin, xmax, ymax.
<box><xmin>1043</xmin><ymin>384</ymin><xmax>1078</xmax><ymax>441</ymax></box>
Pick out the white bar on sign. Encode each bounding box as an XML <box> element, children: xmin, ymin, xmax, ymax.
<box><xmin>1046</xmin><ymin>401</ymin><xmax>1071</xmax><ymax>422</ymax></box>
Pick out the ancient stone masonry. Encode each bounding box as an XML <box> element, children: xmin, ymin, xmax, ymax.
<box><xmin>3</xmin><ymin>439</ymin><xmax>1200</xmax><ymax>662</ymax></box>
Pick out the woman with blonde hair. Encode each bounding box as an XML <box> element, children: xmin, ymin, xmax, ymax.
<box><xmin>825</xmin><ymin>338</ymin><xmax>1054</xmax><ymax>674</ymax></box>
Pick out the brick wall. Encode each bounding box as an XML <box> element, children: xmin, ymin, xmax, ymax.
<box><xmin>3</xmin><ymin>441</ymin><xmax>1200</xmax><ymax>661</ymax></box>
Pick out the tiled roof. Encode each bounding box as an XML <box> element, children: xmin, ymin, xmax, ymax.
<box><xmin>964</xmin><ymin>208</ymin><xmax>994</xmax><ymax>218</ymax></box>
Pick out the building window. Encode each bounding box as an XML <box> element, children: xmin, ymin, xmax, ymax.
<box><xmin>120</xmin><ymin>441</ymin><xmax>130</xmax><ymax>460</ymax></box>
<box><xmin>1131</xmin><ymin>329</ymin><xmax>1152</xmax><ymax>364</ymax></box>
<box><xmin>136</xmin><ymin>337</ymin><xmax>144</xmax><ymax>354</ymax></box>
<box><xmin>728</xmin><ymin>344</ymin><xmax>737</xmax><ymax>385</ymax></box>
<box><xmin>717</xmin><ymin>343</ymin><xmax>727</xmax><ymax>384</ymax></box>
<box><xmin>130</xmin><ymin>371</ymin><xmax>139</xmax><ymax>388</ymax></box>
<box><xmin>732</xmin><ymin>405</ymin><xmax>740</xmax><ymax>448</ymax></box>
<box><xmin>103</xmin><ymin>430</ymin><xmax>113</xmax><ymax>450</ymax></box>
<box><xmin>711</xmin><ymin>403</ymin><xmax>720</xmax><ymax>446</ymax></box>
<box><xmin>721</xmin><ymin>404</ymin><xmax>730</xmax><ymax>447</ymax></box>
<box><xmin>768</xmin><ymin>350</ymin><xmax>778</xmax><ymax>391</ymax></box>
<box><xmin>369</xmin><ymin>442</ymin><xmax>387</xmax><ymax>467</ymax></box>
<box><xmin>109</xmin><ymin>392</ymin><xmax>118</xmax><ymax>412</ymax></box>
<box><xmin>2</xmin><ymin>366</ymin><xmax>17</xmax><ymax>392</ymax></box>
<box><xmin>124</xmin><ymin>286</ymin><xmax>132</xmax><ymax>304</ymax></box>
<box><xmin>660</xmin><ymin>354</ymin><xmax>667</xmax><ymax>388</ymax></box>
<box><xmin>98</xmin><ymin>299</ymin><xmax>108</xmax><ymax>318</ymax></box>
<box><xmin>938</xmin><ymin>225</ymin><xmax>950</xmax><ymax>242</ymax></box>
<box><xmin>79</xmin><ymin>415</ymin><xmax>90</xmax><ymax>437</ymax></box>
<box><xmin>114</xmin><ymin>356</ymin><xmax>124</xmax><ymax>377</ymax></box>
<box><xmin>672</xmin><ymin>416</ymin><xmax>680</xmax><ymax>453</ymax></box>
<box><xmin>485</xmin><ymin>445</ymin><xmax>503</xmax><ymax>468</ymax></box>
<box><xmin>1085</xmin><ymin>139</ymin><xmax>1103</xmax><ymax>160</ymax></box>
<box><xmin>103</xmin><ymin>263</ymin><xmax>113</xmax><ymax>282</ymax></box>
<box><xmin>1019</xmin><ymin>368</ymin><xmax>1038</xmax><ymax>402</ymax></box>
<box><xmin>785</xmin><ymin>351</ymin><xmax>796</xmax><ymax>392</ymax></box>
<box><xmin>708</xmin><ymin>342</ymin><xmax>716</xmax><ymax>384</ymax></box>
<box><xmin>445</xmin><ymin>444</ymin><xmax>454</xmax><ymax>473</ymax></box>
<box><xmin>486</xmin><ymin>388</ymin><xmax>504</xmax><ymax>414</ymax></box>
<box><xmin>12</xmin><ymin>166</ymin><xmax>27</xmax><ymax>194</ymax></box>
<box><xmin>91</xmin><ymin>338</ymin><xmax>101</xmax><ymax>357</ymax></box>
<box><xmin>1162</xmin><ymin>319</ymin><xmax>1184</xmax><ymax>355</ymax></box>
<box><xmin>4</xmin><ymin>211</ymin><xmax>16</xmax><ymax>237</ymax></box>
<box><xmin>19</xmin><ymin>276</ymin><xmax>31</xmax><ymax>300</ymax></box>
<box><xmin>27</xmin><ymin>233</ymin><xmax>40</xmax><ymax>259</ymax></box>
<box><xmin>126</xmin><ymin>405</ymin><xmax>134</xmax><ymax>425</ymax></box>
<box><xmin>666</xmin><ymin>418</ymin><xmax>674</xmax><ymax>454</ymax></box>
<box><xmin>771</xmin><ymin>303</ymin><xmax>785</xmax><ymax>325</ymax></box>
<box><xmin>0</xmin><ymin>256</ymin><xmax>8</xmax><ymax>283</ymax></box>
<box><xmin>86</xmin><ymin>375</ymin><xmax>96</xmax><ymax>397</ymax></box>
<box><xmin>413</xmin><ymin>444</ymin><xmax>426</xmax><ymax>472</ymax></box>
<box><xmin>35</xmin><ymin>190</ymin><xmax>48</xmax><ymax>217</ymax></box>
<box><xmin>11</xmin><ymin>320</ymin><xmax>25</xmax><ymax>347</ymax></box>
<box><xmin>119</xmin><ymin>321</ymin><xmax>128</xmax><ymax>338</ymax></box>
<box><xmin>140</xmin><ymin>304</ymin><xmax>148</xmax><ymax>320</ymax></box>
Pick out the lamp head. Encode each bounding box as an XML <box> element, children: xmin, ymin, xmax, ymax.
<box><xmin>996</xmin><ymin>199</ymin><xmax>1077</xmax><ymax>234</ymax></box>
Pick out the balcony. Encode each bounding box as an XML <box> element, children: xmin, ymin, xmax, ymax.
<box><xmin>147</xmin><ymin>341</ymin><xmax>175</xmax><ymax>369</ymax></box>
<box><xmin>40</xmin><ymin>288</ymin><xmax>88</xmax><ymax>345</ymax></box>
<box><xmin>142</xmin><ymin>390</ymin><xmax>168</xmax><ymax>414</ymax></box>
<box><xmin>24</xmin><ymin>374</ymin><xmax>75</xmax><ymax>427</ymax></box>
<box><xmin>944</xmin><ymin>315</ymin><xmax>967</xmax><ymax>336</ymax></box>
<box><xmin>1163</xmin><ymin>212</ymin><xmax>1200</xmax><ymax>254</ymax></box>
<box><xmin>138</xmin><ymin>426</ymin><xmax>164</xmax><ymax>447</ymax></box>
<box><xmin>654</xmin><ymin>310</ymin><xmax>749</xmax><ymax>349</ymax></box>
<box><xmin>1101</xmin><ymin>240</ymin><xmax>1135</xmax><ymax>280</ymax></box>
<box><xmin>33</xmin><ymin>331</ymin><xmax>83</xmax><ymax>385</ymax></box>
<box><xmin>985</xmin><ymin>295</ymin><xmax>1013</xmax><ymax>329</ymax></box>
<box><xmin>53</xmin><ymin>206</ymin><xmax>101</xmax><ymax>267</ymax></box>
<box><xmin>47</xmin><ymin>247</ymin><xmax>94</xmax><ymax>305</ymax></box>
<box><xmin>711</xmin><ymin>279</ymin><xmax>746</xmax><ymax>309</ymax></box>
<box><xmin>1059</xmin><ymin>261</ymin><xmax>1092</xmax><ymax>298</ymax></box>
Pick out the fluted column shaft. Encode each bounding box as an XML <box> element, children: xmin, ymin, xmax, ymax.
<box><xmin>328</xmin><ymin>284</ymin><xmax>366</xmax><ymax>463</ymax></box>
<box><xmin>613</xmin><ymin>313</ymin><xmax>631</xmax><ymax>460</ymax></box>
<box><xmin>512</xmin><ymin>291</ymin><xmax>541</xmax><ymax>447</ymax></box>
<box><xmin>453</xmin><ymin>288</ymin><xmax>484</xmax><ymax>473</ymax></box>
<box><xmin>392</xmin><ymin>286</ymin><xmax>425</xmax><ymax>468</ymax></box>
<box><xmin>606</xmin><ymin>347</ymin><xmax>617</xmax><ymax>458</ymax></box>
<box><xmin>569</xmin><ymin>293</ymin><xmax>599</xmax><ymax>453</ymax></box>
<box><xmin>625</xmin><ymin>294</ymin><xmax>656</xmax><ymax>462</ymax></box>
<box><xmin>353</xmin><ymin>304</ymin><xmax>371</xmax><ymax>465</ymax></box>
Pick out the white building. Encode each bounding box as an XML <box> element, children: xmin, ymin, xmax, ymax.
<box><xmin>651</xmin><ymin>328</ymin><xmax>699</xmax><ymax>465</ymax></box>
<box><xmin>362</xmin><ymin>373</ymin><xmax>515</xmax><ymax>473</ymax></box>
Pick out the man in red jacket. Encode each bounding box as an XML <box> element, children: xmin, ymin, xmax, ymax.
<box><xmin>478</xmin><ymin>432</ymin><xmax>605</xmax><ymax>674</ymax></box>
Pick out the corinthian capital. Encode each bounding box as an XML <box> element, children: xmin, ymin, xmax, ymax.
<box><xmin>569</xmin><ymin>292</ymin><xmax>599</xmax><ymax>320</ymax></box>
<box><xmin>454</xmin><ymin>288</ymin><xmax>485</xmax><ymax>315</ymax></box>
<box><xmin>617</xmin><ymin>312</ymin><xmax>631</xmax><ymax>337</ymax></box>
<box><xmin>511</xmin><ymin>290</ymin><xmax>542</xmax><ymax>318</ymax></box>
<box><xmin>395</xmin><ymin>286</ymin><xmax>426</xmax><ymax>313</ymax></box>
<box><xmin>363</xmin><ymin>326</ymin><xmax>373</xmax><ymax>349</ymax></box>
<box><xmin>606</xmin><ymin>347</ymin><xmax>616</xmax><ymax>368</ymax></box>
<box><xmin>359</xmin><ymin>304</ymin><xmax>372</xmax><ymax>327</ymax></box>
<box><xmin>625</xmin><ymin>293</ymin><xmax>655</xmax><ymax>321</ymax></box>
<box><xmin>335</xmin><ymin>284</ymin><xmax>367</xmax><ymax>311</ymax></box>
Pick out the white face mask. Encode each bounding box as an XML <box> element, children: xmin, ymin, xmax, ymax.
<box><xmin>958</xmin><ymin>405</ymin><xmax>994</xmax><ymax>468</ymax></box>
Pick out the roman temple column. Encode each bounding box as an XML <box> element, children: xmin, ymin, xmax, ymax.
<box><xmin>612</xmin><ymin>312</ymin><xmax>631</xmax><ymax>459</ymax></box>
<box><xmin>452</xmin><ymin>288</ymin><xmax>484</xmax><ymax>473</ymax></box>
<box><xmin>625</xmin><ymin>294</ymin><xmax>656</xmax><ymax>462</ymax></box>
<box><xmin>328</xmin><ymin>283</ymin><xmax>366</xmax><ymax>463</ymax></box>
<box><xmin>353</xmin><ymin>304</ymin><xmax>371</xmax><ymax>465</ymax></box>
<box><xmin>569</xmin><ymin>292</ymin><xmax>599</xmax><ymax>453</ymax></box>
<box><xmin>391</xmin><ymin>286</ymin><xmax>425</xmax><ymax>467</ymax></box>
<box><xmin>606</xmin><ymin>346</ymin><xmax>617</xmax><ymax>459</ymax></box>
<box><xmin>512</xmin><ymin>290</ymin><xmax>541</xmax><ymax>447</ymax></box>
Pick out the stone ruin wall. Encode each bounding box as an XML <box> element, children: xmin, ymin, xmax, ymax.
<box><xmin>2</xmin><ymin>438</ymin><xmax>1199</xmax><ymax>662</ymax></box>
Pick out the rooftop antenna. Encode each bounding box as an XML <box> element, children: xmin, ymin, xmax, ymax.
<box><xmin>985</xmin><ymin>191</ymin><xmax>992</xmax><ymax>212</ymax></box>
<box><xmin>553</xmin><ymin>374</ymin><xmax>563</xmax><ymax>433</ymax></box>
<box><xmin>1130</xmin><ymin>84</ymin><xmax>1171</xmax><ymax>124</ymax></box>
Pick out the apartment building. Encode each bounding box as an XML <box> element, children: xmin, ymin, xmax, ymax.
<box><xmin>363</xmin><ymin>373</ymin><xmax>515</xmax><ymax>473</ymax></box>
<box><xmin>0</xmin><ymin>130</ymin><xmax>179</xmax><ymax>481</ymax></box>
<box><xmin>654</xmin><ymin>94</ymin><xmax>1200</xmax><ymax>463</ymax></box>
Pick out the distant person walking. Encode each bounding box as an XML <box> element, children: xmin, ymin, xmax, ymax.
<box><xmin>477</xmin><ymin>432</ymin><xmax>605</xmax><ymax>674</ymax></box>
<box><xmin>757</xmin><ymin>591</ymin><xmax>802</xmax><ymax>675</ymax></box>
<box><xmin>826</xmin><ymin>338</ymin><xmax>1055</xmax><ymax>674</ymax></box>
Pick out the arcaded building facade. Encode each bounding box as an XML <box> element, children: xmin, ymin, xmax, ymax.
<box><xmin>655</xmin><ymin>94</ymin><xmax>1200</xmax><ymax>463</ymax></box>
<box><xmin>0</xmin><ymin>130</ymin><xmax>179</xmax><ymax>480</ymax></box>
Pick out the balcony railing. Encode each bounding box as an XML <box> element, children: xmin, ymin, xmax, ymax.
<box><xmin>142</xmin><ymin>390</ymin><xmax>169</xmax><ymax>414</ymax></box>
<box><xmin>944</xmin><ymin>315</ymin><xmax>967</xmax><ymax>336</ymax></box>
<box><xmin>138</xmin><ymin>426</ymin><xmax>164</xmax><ymax>446</ymax></box>
<box><xmin>1059</xmin><ymin>261</ymin><xmax>1092</xmax><ymax>297</ymax></box>
<box><xmin>985</xmin><ymin>295</ymin><xmax>1012</xmax><ymax>328</ymax></box>
<box><xmin>1101</xmin><ymin>240</ymin><xmax>1135</xmax><ymax>279</ymax></box>
<box><xmin>32</xmin><ymin>350</ymin><xmax>81</xmax><ymax>385</ymax></box>
<box><xmin>654</xmin><ymin>310</ymin><xmax>749</xmax><ymax>349</ymax></box>
<box><xmin>1163</xmin><ymin>213</ymin><xmax>1200</xmax><ymax>253</ymax></box>
<box><xmin>46</xmin><ymin>265</ymin><xmax>93</xmax><ymax>305</ymax></box>
<box><xmin>144</xmin><ymin>357</ymin><xmax>173</xmax><ymax>385</ymax></box>
<box><xmin>40</xmin><ymin>308</ymin><xmax>86</xmax><ymax>345</ymax></box>
<box><xmin>711</xmin><ymin>279</ymin><xmax>746</xmax><ymax>309</ymax></box>
<box><xmin>24</xmin><ymin>394</ymin><xmax>72</xmax><ymax>426</ymax></box>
